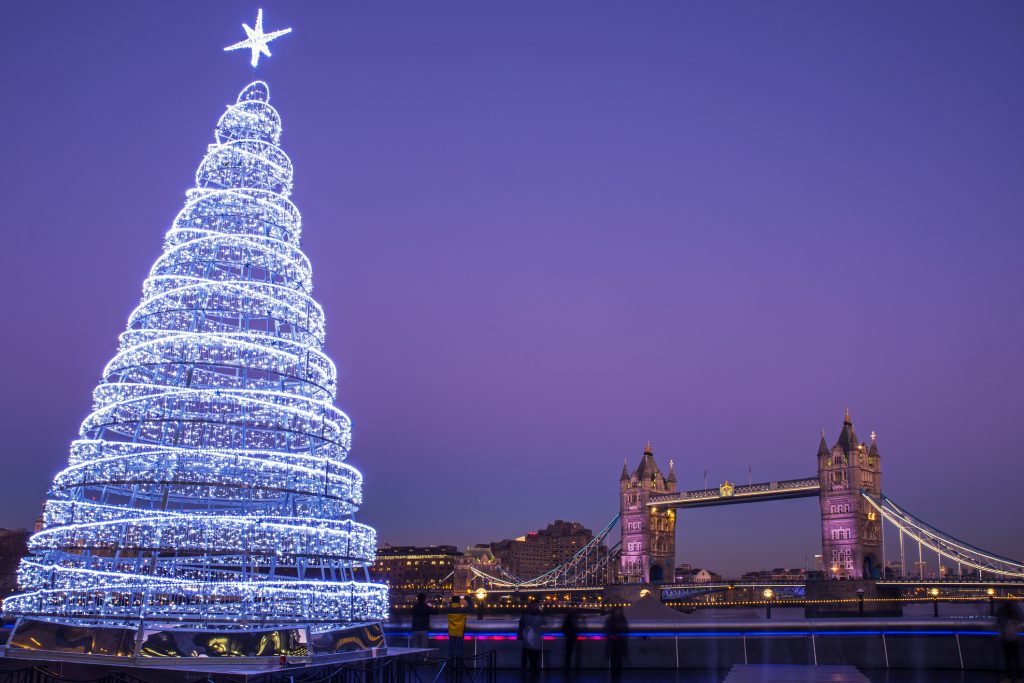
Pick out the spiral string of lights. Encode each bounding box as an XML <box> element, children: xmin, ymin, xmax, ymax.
<box><xmin>4</xmin><ymin>81</ymin><xmax>389</xmax><ymax>632</ymax></box>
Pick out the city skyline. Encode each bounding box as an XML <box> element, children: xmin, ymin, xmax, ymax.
<box><xmin>2</xmin><ymin>2</ymin><xmax>1023</xmax><ymax>578</ymax></box>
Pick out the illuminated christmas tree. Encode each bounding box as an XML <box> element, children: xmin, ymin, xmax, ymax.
<box><xmin>5</xmin><ymin>77</ymin><xmax>388</xmax><ymax>654</ymax></box>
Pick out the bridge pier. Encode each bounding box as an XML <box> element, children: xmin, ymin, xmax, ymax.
<box><xmin>602</xmin><ymin>583</ymin><xmax>650</xmax><ymax>606</ymax></box>
<box><xmin>804</xmin><ymin>579</ymin><xmax>901</xmax><ymax>618</ymax></box>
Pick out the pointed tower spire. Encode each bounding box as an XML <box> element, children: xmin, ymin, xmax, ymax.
<box><xmin>868</xmin><ymin>430</ymin><xmax>880</xmax><ymax>457</ymax></box>
<box><xmin>667</xmin><ymin>458</ymin><xmax>677</xmax><ymax>483</ymax></box>
<box><xmin>817</xmin><ymin>429</ymin><xmax>829</xmax><ymax>458</ymax></box>
<box><xmin>637</xmin><ymin>441</ymin><xmax>661</xmax><ymax>479</ymax></box>
<box><xmin>835</xmin><ymin>408</ymin><xmax>859</xmax><ymax>455</ymax></box>
<box><xmin>620</xmin><ymin>457</ymin><xmax>630</xmax><ymax>482</ymax></box>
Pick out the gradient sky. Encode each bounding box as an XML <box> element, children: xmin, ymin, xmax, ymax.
<box><xmin>2</xmin><ymin>2</ymin><xmax>1022</xmax><ymax>577</ymax></box>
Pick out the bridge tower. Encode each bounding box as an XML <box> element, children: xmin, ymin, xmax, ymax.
<box><xmin>818</xmin><ymin>409</ymin><xmax>882</xmax><ymax>579</ymax></box>
<box><xmin>619</xmin><ymin>442</ymin><xmax>676</xmax><ymax>584</ymax></box>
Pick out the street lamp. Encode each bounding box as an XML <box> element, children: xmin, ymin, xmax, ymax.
<box><xmin>856</xmin><ymin>587</ymin><xmax>865</xmax><ymax>618</ymax></box>
<box><xmin>929</xmin><ymin>588</ymin><xmax>940</xmax><ymax>618</ymax></box>
<box><xmin>763</xmin><ymin>588</ymin><xmax>774</xmax><ymax>620</ymax></box>
<box><xmin>987</xmin><ymin>588</ymin><xmax>995</xmax><ymax>616</ymax></box>
<box><xmin>475</xmin><ymin>588</ymin><xmax>487</xmax><ymax>620</ymax></box>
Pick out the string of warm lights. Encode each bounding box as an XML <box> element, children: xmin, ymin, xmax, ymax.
<box><xmin>4</xmin><ymin>80</ymin><xmax>388</xmax><ymax>632</ymax></box>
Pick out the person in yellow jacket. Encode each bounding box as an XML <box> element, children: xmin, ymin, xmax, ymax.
<box><xmin>447</xmin><ymin>596</ymin><xmax>469</xmax><ymax>661</ymax></box>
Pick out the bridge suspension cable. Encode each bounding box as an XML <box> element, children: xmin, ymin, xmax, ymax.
<box><xmin>470</xmin><ymin>514</ymin><xmax>621</xmax><ymax>590</ymax></box>
<box><xmin>863</xmin><ymin>491</ymin><xmax>1024</xmax><ymax>579</ymax></box>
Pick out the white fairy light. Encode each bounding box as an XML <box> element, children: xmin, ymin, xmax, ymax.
<box><xmin>5</xmin><ymin>80</ymin><xmax>388</xmax><ymax>632</ymax></box>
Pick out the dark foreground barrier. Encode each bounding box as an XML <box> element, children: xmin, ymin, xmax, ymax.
<box><xmin>0</xmin><ymin>651</ymin><xmax>497</xmax><ymax>683</ymax></box>
<box><xmin>387</xmin><ymin>618</ymin><xmax>1013</xmax><ymax>671</ymax></box>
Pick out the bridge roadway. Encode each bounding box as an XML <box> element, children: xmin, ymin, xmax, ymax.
<box><xmin>648</xmin><ymin>476</ymin><xmax>821</xmax><ymax>509</ymax></box>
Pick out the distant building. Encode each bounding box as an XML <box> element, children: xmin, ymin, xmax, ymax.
<box><xmin>486</xmin><ymin>520</ymin><xmax>599</xmax><ymax>579</ymax></box>
<box><xmin>695</xmin><ymin>569</ymin><xmax>722</xmax><ymax>583</ymax></box>
<box><xmin>368</xmin><ymin>544</ymin><xmax>461</xmax><ymax>592</ymax></box>
<box><xmin>740</xmin><ymin>568</ymin><xmax>806</xmax><ymax>582</ymax></box>
<box><xmin>675</xmin><ymin>565</ymin><xmax>695</xmax><ymax>582</ymax></box>
<box><xmin>0</xmin><ymin>529</ymin><xmax>29</xmax><ymax>598</ymax></box>
<box><xmin>675</xmin><ymin>567</ymin><xmax>722</xmax><ymax>583</ymax></box>
<box><xmin>619</xmin><ymin>442</ymin><xmax>676</xmax><ymax>584</ymax></box>
<box><xmin>454</xmin><ymin>545</ymin><xmax>501</xmax><ymax>594</ymax></box>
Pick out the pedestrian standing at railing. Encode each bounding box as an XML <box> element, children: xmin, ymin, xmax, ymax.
<box><xmin>517</xmin><ymin>608</ymin><xmax>528</xmax><ymax>670</ymax></box>
<box><xmin>410</xmin><ymin>593</ymin><xmax>432</xmax><ymax>651</ymax></box>
<box><xmin>996</xmin><ymin>600</ymin><xmax>1022</xmax><ymax>683</ymax></box>
<box><xmin>446</xmin><ymin>596</ymin><xmax>469</xmax><ymax>662</ymax></box>
<box><xmin>605</xmin><ymin>607</ymin><xmax>629</xmax><ymax>675</ymax></box>
<box><xmin>562</xmin><ymin>609</ymin><xmax>582</xmax><ymax>670</ymax></box>
<box><xmin>521</xmin><ymin>603</ymin><xmax>545</xmax><ymax>676</ymax></box>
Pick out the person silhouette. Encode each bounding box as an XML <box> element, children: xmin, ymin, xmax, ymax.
<box><xmin>605</xmin><ymin>607</ymin><xmax>629</xmax><ymax>675</ymax></box>
<box><xmin>562</xmin><ymin>609</ymin><xmax>582</xmax><ymax>670</ymax></box>
<box><xmin>446</xmin><ymin>596</ymin><xmax>468</xmax><ymax>662</ymax></box>
<box><xmin>996</xmin><ymin>600</ymin><xmax>1022</xmax><ymax>683</ymax></box>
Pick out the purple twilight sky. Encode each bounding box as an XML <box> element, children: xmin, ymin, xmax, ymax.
<box><xmin>1</xmin><ymin>2</ymin><xmax>1023</xmax><ymax>577</ymax></box>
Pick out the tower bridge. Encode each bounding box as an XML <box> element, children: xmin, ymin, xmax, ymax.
<box><xmin>621</xmin><ymin>409</ymin><xmax>884</xmax><ymax>584</ymax></box>
<box><xmin>466</xmin><ymin>409</ymin><xmax>1024</xmax><ymax>597</ymax></box>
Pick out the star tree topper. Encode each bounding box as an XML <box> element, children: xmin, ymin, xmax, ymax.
<box><xmin>224</xmin><ymin>9</ymin><xmax>292</xmax><ymax>68</ymax></box>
